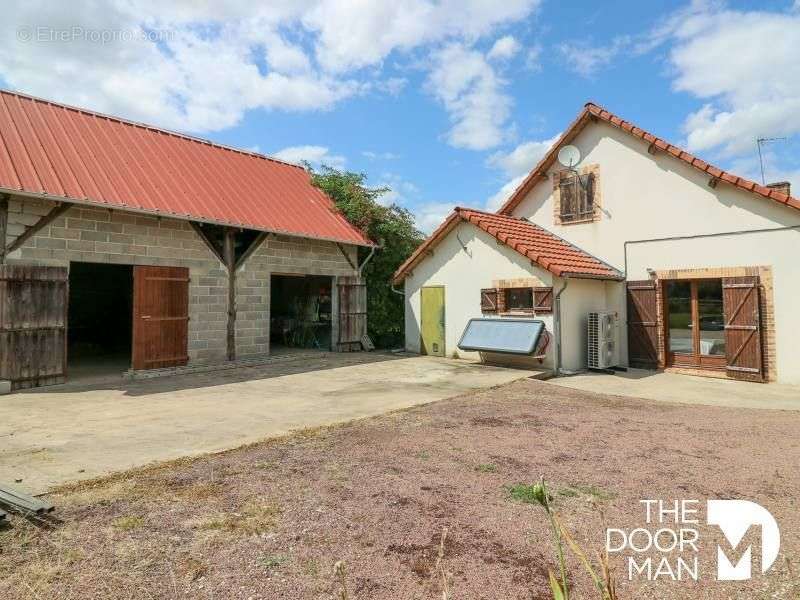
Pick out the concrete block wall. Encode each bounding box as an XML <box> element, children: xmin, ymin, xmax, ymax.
<box><xmin>6</xmin><ymin>197</ymin><xmax>228</xmax><ymax>364</ymax></box>
<box><xmin>235</xmin><ymin>234</ymin><xmax>358</xmax><ymax>357</ymax></box>
<box><xmin>5</xmin><ymin>196</ymin><xmax>360</xmax><ymax>364</ymax></box>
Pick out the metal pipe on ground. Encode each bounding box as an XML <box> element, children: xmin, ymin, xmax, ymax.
<box><xmin>0</xmin><ymin>483</ymin><xmax>54</xmax><ymax>515</ymax></box>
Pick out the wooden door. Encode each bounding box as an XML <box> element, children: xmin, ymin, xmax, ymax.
<box><xmin>420</xmin><ymin>286</ymin><xmax>445</xmax><ymax>357</ymax></box>
<box><xmin>0</xmin><ymin>265</ymin><xmax>68</xmax><ymax>390</ymax></box>
<box><xmin>337</xmin><ymin>276</ymin><xmax>367</xmax><ymax>352</ymax></box>
<box><xmin>626</xmin><ymin>280</ymin><xmax>659</xmax><ymax>369</ymax></box>
<box><xmin>132</xmin><ymin>266</ymin><xmax>189</xmax><ymax>370</ymax></box>
<box><xmin>722</xmin><ymin>276</ymin><xmax>763</xmax><ymax>381</ymax></box>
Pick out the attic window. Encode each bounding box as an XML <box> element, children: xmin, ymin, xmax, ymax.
<box><xmin>559</xmin><ymin>172</ymin><xmax>595</xmax><ymax>223</ymax></box>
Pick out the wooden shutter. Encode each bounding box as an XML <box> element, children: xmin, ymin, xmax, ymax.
<box><xmin>534</xmin><ymin>287</ymin><xmax>553</xmax><ymax>313</ymax></box>
<box><xmin>722</xmin><ymin>276</ymin><xmax>763</xmax><ymax>381</ymax></box>
<box><xmin>338</xmin><ymin>276</ymin><xmax>367</xmax><ymax>352</ymax></box>
<box><xmin>0</xmin><ymin>265</ymin><xmax>68</xmax><ymax>390</ymax></box>
<box><xmin>626</xmin><ymin>280</ymin><xmax>659</xmax><ymax>369</ymax></box>
<box><xmin>132</xmin><ymin>266</ymin><xmax>189</xmax><ymax>370</ymax></box>
<box><xmin>559</xmin><ymin>176</ymin><xmax>577</xmax><ymax>221</ymax></box>
<box><xmin>579</xmin><ymin>173</ymin><xmax>595</xmax><ymax>218</ymax></box>
<box><xmin>481</xmin><ymin>288</ymin><xmax>498</xmax><ymax>312</ymax></box>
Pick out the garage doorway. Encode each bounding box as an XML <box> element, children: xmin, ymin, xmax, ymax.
<box><xmin>68</xmin><ymin>262</ymin><xmax>133</xmax><ymax>380</ymax></box>
<box><xmin>270</xmin><ymin>274</ymin><xmax>333</xmax><ymax>354</ymax></box>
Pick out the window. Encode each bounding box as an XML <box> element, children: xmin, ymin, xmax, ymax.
<box><xmin>559</xmin><ymin>171</ymin><xmax>595</xmax><ymax>223</ymax></box>
<box><xmin>505</xmin><ymin>287</ymin><xmax>533</xmax><ymax>311</ymax></box>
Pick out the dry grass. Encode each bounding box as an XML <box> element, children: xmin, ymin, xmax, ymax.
<box><xmin>1</xmin><ymin>379</ymin><xmax>799</xmax><ymax>599</ymax></box>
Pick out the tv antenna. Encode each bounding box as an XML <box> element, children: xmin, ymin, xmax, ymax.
<box><xmin>756</xmin><ymin>137</ymin><xmax>787</xmax><ymax>185</ymax></box>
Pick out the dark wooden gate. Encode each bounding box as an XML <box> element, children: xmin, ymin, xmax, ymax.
<box><xmin>0</xmin><ymin>265</ymin><xmax>68</xmax><ymax>390</ymax></box>
<box><xmin>626</xmin><ymin>280</ymin><xmax>659</xmax><ymax>369</ymax></box>
<box><xmin>337</xmin><ymin>276</ymin><xmax>367</xmax><ymax>352</ymax></box>
<box><xmin>132</xmin><ymin>266</ymin><xmax>190</xmax><ymax>370</ymax></box>
<box><xmin>722</xmin><ymin>276</ymin><xmax>763</xmax><ymax>382</ymax></box>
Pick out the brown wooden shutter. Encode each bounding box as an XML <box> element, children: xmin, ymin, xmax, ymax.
<box><xmin>480</xmin><ymin>288</ymin><xmax>498</xmax><ymax>312</ymax></box>
<box><xmin>626</xmin><ymin>280</ymin><xmax>659</xmax><ymax>369</ymax></box>
<box><xmin>0</xmin><ymin>265</ymin><xmax>68</xmax><ymax>390</ymax></box>
<box><xmin>132</xmin><ymin>266</ymin><xmax>190</xmax><ymax>370</ymax></box>
<box><xmin>559</xmin><ymin>176</ymin><xmax>577</xmax><ymax>221</ymax></box>
<box><xmin>533</xmin><ymin>287</ymin><xmax>553</xmax><ymax>313</ymax></box>
<box><xmin>579</xmin><ymin>172</ymin><xmax>595</xmax><ymax>218</ymax></box>
<box><xmin>338</xmin><ymin>276</ymin><xmax>367</xmax><ymax>351</ymax></box>
<box><xmin>722</xmin><ymin>276</ymin><xmax>763</xmax><ymax>381</ymax></box>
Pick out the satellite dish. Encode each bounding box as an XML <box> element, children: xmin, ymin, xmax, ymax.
<box><xmin>557</xmin><ymin>145</ymin><xmax>581</xmax><ymax>168</ymax></box>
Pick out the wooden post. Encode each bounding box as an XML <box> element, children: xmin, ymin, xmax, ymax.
<box><xmin>223</xmin><ymin>227</ymin><xmax>236</xmax><ymax>361</ymax></box>
<box><xmin>0</xmin><ymin>194</ymin><xmax>8</xmax><ymax>264</ymax></box>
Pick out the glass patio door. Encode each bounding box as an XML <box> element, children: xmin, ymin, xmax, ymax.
<box><xmin>665</xmin><ymin>279</ymin><xmax>726</xmax><ymax>370</ymax></box>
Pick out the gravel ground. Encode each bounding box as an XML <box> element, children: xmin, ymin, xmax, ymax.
<box><xmin>1</xmin><ymin>379</ymin><xmax>798</xmax><ymax>599</ymax></box>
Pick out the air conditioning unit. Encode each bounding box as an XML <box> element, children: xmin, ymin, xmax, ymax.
<box><xmin>588</xmin><ymin>311</ymin><xmax>618</xmax><ymax>369</ymax></box>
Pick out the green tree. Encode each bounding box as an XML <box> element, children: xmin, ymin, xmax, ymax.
<box><xmin>309</xmin><ymin>165</ymin><xmax>424</xmax><ymax>348</ymax></box>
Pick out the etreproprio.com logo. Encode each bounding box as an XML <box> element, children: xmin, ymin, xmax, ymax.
<box><xmin>606</xmin><ymin>499</ymin><xmax>780</xmax><ymax>582</ymax></box>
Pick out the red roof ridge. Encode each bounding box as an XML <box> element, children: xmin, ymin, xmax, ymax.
<box><xmin>392</xmin><ymin>206</ymin><xmax>622</xmax><ymax>284</ymax></box>
<box><xmin>497</xmin><ymin>102</ymin><xmax>800</xmax><ymax>215</ymax></box>
<box><xmin>0</xmin><ymin>88</ymin><xmax>305</xmax><ymax>171</ymax></box>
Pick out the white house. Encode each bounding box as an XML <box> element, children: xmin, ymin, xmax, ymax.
<box><xmin>393</xmin><ymin>103</ymin><xmax>800</xmax><ymax>384</ymax></box>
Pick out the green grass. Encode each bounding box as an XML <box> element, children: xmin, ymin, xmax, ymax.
<box><xmin>475</xmin><ymin>463</ymin><xmax>498</xmax><ymax>473</ymax></box>
<box><xmin>506</xmin><ymin>484</ymin><xmax>544</xmax><ymax>504</ymax></box>
<box><xmin>557</xmin><ymin>484</ymin><xmax>617</xmax><ymax>502</ymax></box>
<box><xmin>416</xmin><ymin>450</ymin><xmax>430</xmax><ymax>460</ymax></box>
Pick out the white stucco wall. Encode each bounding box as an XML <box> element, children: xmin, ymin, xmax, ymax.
<box><xmin>509</xmin><ymin>120</ymin><xmax>800</xmax><ymax>383</ymax></box>
<box><xmin>404</xmin><ymin>221</ymin><xmax>555</xmax><ymax>369</ymax></box>
<box><xmin>558</xmin><ymin>277</ymin><xmax>614</xmax><ymax>372</ymax></box>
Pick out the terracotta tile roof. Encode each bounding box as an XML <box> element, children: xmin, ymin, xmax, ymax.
<box><xmin>498</xmin><ymin>102</ymin><xmax>800</xmax><ymax>215</ymax></box>
<box><xmin>0</xmin><ymin>89</ymin><xmax>373</xmax><ymax>246</ymax></box>
<box><xmin>392</xmin><ymin>207</ymin><xmax>622</xmax><ymax>284</ymax></box>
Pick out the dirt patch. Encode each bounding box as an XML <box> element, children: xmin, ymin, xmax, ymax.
<box><xmin>1</xmin><ymin>379</ymin><xmax>798</xmax><ymax>599</ymax></box>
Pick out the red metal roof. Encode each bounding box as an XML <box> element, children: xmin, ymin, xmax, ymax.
<box><xmin>392</xmin><ymin>207</ymin><xmax>622</xmax><ymax>284</ymax></box>
<box><xmin>0</xmin><ymin>89</ymin><xmax>372</xmax><ymax>246</ymax></box>
<box><xmin>498</xmin><ymin>102</ymin><xmax>800</xmax><ymax>215</ymax></box>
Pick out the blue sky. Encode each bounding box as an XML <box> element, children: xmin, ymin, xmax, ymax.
<box><xmin>2</xmin><ymin>0</ymin><xmax>798</xmax><ymax>231</ymax></box>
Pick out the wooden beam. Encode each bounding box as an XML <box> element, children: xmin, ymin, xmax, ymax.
<box><xmin>335</xmin><ymin>242</ymin><xmax>357</xmax><ymax>271</ymax></box>
<box><xmin>189</xmin><ymin>221</ymin><xmax>225</xmax><ymax>264</ymax></box>
<box><xmin>5</xmin><ymin>202</ymin><xmax>70</xmax><ymax>255</ymax></box>
<box><xmin>0</xmin><ymin>194</ymin><xmax>8</xmax><ymax>264</ymax></box>
<box><xmin>708</xmin><ymin>177</ymin><xmax>719</xmax><ymax>189</ymax></box>
<box><xmin>223</xmin><ymin>227</ymin><xmax>236</xmax><ymax>361</ymax></box>
<box><xmin>647</xmin><ymin>142</ymin><xmax>657</xmax><ymax>155</ymax></box>
<box><xmin>234</xmin><ymin>232</ymin><xmax>268</xmax><ymax>271</ymax></box>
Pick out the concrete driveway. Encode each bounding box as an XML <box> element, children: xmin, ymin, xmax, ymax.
<box><xmin>548</xmin><ymin>369</ymin><xmax>800</xmax><ymax>411</ymax></box>
<box><xmin>0</xmin><ymin>353</ymin><xmax>540</xmax><ymax>493</ymax></box>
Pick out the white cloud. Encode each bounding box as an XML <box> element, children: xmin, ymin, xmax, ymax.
<box><xmin>272</xmin><ymin>145</ymin><xmax>346</xmax><ymax>169</ymax></box>
<box><xmin>667</xmin><ymin>8</ymin><xmax>800</xmax><ymax>156</ymax></box>
<box><xmin>374</xmin><ymin>172</ymin><xmax>419</xmax><ymax>206</ymax></box>
<box><xmin>413</xmin><ymin>202</ymin><xmax>457</xmax><ymax>233</ymax></box>
<box><xmin>427</xmin><ymin>43</ymin><xmax>513</xmax><ymax>150</ymax></box>
<box><xmin>302</xmin><ymin>0</ymin><xmax>540</xmax><ymax>72</ymax></box>
<box><xmin>485</xmin><ymin>134</ymin><xmax>559</xmax><ymax>210</ymax></box>
<box><xmin>525</xmin><ymin>43</ymin><xmax>543</xmax><ymax>72</ymax></box>
<box><xmin>487</xmin><ymin>133</ymin><xmax>560</xmax><ymax>178</ymax></box>
<box><xmin>486</xmin><ymin>175</ymin><xmax>525</xmax><ymax>212</ymax></box>
<box><xmin>1</xmin><ymin>1</ymin><xmax>539</xmax><ymax>135</ymax></box>
<box><xmin>487</xmin><ymin>35</ymin><xmax>520</xmax><ymax>61</ymax></box>
<box><xmin>557</xmin><ymin>36</ymin><xmax>629</xmax><ymax>78</ymax></box>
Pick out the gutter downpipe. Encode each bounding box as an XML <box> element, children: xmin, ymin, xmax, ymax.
<box><xmin>357</xmin><ymin>245</ymin><xmax>376</xmax><ymax>276</ymax></box>
<box><xmin>553</xmin><ymin>276</ymin><xmax>569</xmax><ymax>376</ymax></box>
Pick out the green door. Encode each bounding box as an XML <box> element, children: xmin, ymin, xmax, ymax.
<box><xmin>420</xmin><ymin>286</ymin><xmax>445</xmax><ymax>357</ymax></box>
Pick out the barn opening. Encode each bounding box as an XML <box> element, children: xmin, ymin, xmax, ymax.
<box><xmin>67</xmin><ymin>262</ymin><xmax>133</xmax><ymax>380</ymax></box>
<box><xmin>270</xmin><ymin>274</ymin><xmax>333</xmax><ymax>354</ymax></box>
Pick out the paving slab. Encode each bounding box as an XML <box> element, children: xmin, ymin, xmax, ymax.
<box><xmin>0</xmin><ymin>353</ymin><xmax>540</xmax><ymax>493</ymax></box>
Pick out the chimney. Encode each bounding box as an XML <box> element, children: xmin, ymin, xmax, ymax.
<box><xmin>767</xmin><ymin>181</ymin><xmax>791</xmax><ymax>197</ymax></box>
